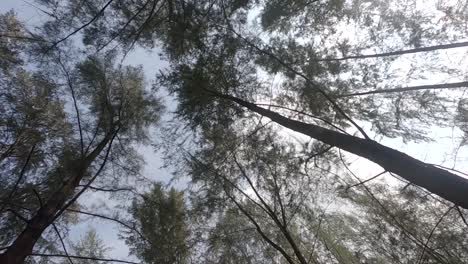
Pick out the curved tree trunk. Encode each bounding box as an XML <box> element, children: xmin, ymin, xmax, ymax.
<box><xmin>0</xmin><ymin>131</ymin><xmax>115</xmax><ymax>264</ymax></box>
<box><xmin>215</xmin><ymin>92</ymin><xmax>468</xmax><ymax>209</ymax></box>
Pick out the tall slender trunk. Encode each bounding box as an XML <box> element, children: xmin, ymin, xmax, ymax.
<box><xmin>0</xmin><ymin>131</ymin><xmax>115</xmax><ymax>264</ymax></box>
<box><xmin>316</xmin><ymin>41</ymin><xmax>468</xmax><ymax>61</ymax></box>
<box><xmin>215</xmin><ymin>92</ymin><xmax>468</xmax><ymax>209</ymax></box>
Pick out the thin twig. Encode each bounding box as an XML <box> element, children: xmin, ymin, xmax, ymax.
<box><xmin>47</xmin><ymin>0</ymin><xmax>115</xmax><ymax>51</ymax></box>
<box><xmin>52</xmin><ymin>224</ymin><xmax>74</xmax><ymax>264</ymax></box>
<box><xmin>65</xmin><ymin>208</ymin><xmax>149</xmax><ymax>243</ymax></box>
<box><xmin>345</xmin><ymin>170</ymin><xmax>386</xmax><ymax>191</ymax></box>
<box><xmin>339</xmin><ymin>81</ymin><xmax>468</xmax><ymax>98</ymax></box>
<box><xmin>456</xmin><ymin>206</ymin><xmax>468</xmax><ymax>229</ymax></box>
<box><xmin>0</xmin><ymin>144</ymin><xmax>36</xmax><ymax>213</ymax></box>
<box><xmin>57</xmin><ymin>55</ymin><xmax>84</xmax><ymax>156</ymax></box>
<box><xmin>416</xmin><ymin>205</ymin><xmax>455</xmax><ymax>264</ymax></box>
<box><xmin>316</xmin><ymin>41</ymin><xmax>468</xmax><ymax>61</ymax></box>
<box><xmin>29</xmin><ymin>253</ymin><xmax>140</xmax><ymax>264</ymax></box>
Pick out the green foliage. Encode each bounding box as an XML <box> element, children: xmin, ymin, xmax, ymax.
<box><xmin>77</xmin><ymin>51</ymin><xmax>163</xmax><ymax>140</ymax></box>
<box><xmin>0</xmin><ymin>11</ymin><xmax>24</xmax><ymax>73</ymax></box>
<box><xmin>69</xmin><ymin>228</ymin><xmax>109</xmax><ymax>264</ymax></box>
<box><xmin>124</xmin><ymin>184</ymin><xmax>189</xmax><ymax>264</ymax></box>
<box><xmin>3</xmin><ymin>0</ymin><xmax>468</xmax><ymax>263</ymax></box>
<box><xmin>0</xmin><ymin>11</ymin><xmax>164</xmax><ymax>262</ymax></box>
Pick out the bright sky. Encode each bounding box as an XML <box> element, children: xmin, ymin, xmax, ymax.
<box><xmin>2</xmin><ymin>0</ymin><xmax>468</xmax><ymax>262</ymax></box>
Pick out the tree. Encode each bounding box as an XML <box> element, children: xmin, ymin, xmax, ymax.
<box><xmin>68</xmin><ymin>228</ymin><xmax>109</xmax><ymax>264</ymax></box>
<box><xmin>39</xmin><ymin>0</ymin><xmax>468</xmax><ymax>207</ymax></box>
<box><xmin>123</xmin><ymin>184</ymin><xmax>189</xmax><ymax>264</ymax></box>
<box><xmin>3</xmin><ymin>0</ymin><xmax>468</xmax><ymax>263</ymax></box>
<box><xmin>0</xmin><ymin>24</ymin><xmax>163</xmax><ymax>262</ymax></box>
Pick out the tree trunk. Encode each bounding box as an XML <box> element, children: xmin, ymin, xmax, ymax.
<box><xmin>0</xmin><ymin>131</ymin><xmax>115</xmax><ymax>264</ymax></box>
<box><xmin>216</xmin><ymin>92</ymin><xmax>468</xmax><ymax>209</ymax></box>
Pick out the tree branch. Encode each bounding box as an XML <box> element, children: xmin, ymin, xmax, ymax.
<box><xmin>47</xmin><ymin>0</ymin><xmax>115</xmax><ymax>51</ymax></box>
<box><xmin>29</xmin><ymin>253</ymin><xmax>139</xmax><ymax>264</ymax></box>
<box><xmin>56</xmin><ymin>55</ymin><xmax>84</xmax><ymax>156</ymax></box>
<box><xmin>0</xmin><ymin>144</ymin><xmax>36</xmax><ymax>213</ymax></box>
<box><xmin>416</xmin><ymin>205</ymin><xmax>455</xmax><ymax>264</ymax></box>
<box><xmin>65</xmin><ymin>208</ymin><xmax>149</xmax><ymax>243</ymax></box>
<box><xmin>345</xmin><ymin>170</ymin><xmax>386</xmax><ymax>191</ymax></box>
<box><xmin>316</xmin><ymin>41</ymin><xmax>468</xmax><ymax>61</ymax></box>
<box><xmin>52</xmin><ymin>224</ymin><xmax>74</xmax><ymax>264</ymax></box>
<box><xmin>339</xmin><ymin>81</ymin><xmax>468</xmax><ymax>97</ymax></box>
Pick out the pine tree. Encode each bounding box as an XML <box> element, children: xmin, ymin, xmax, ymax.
<box><xmin>123</xmin><ymin>184</ymin><xmax>189</xmax><ymax>264</ymax></box>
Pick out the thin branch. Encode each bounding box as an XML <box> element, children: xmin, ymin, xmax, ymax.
<box><xmin>0</xmin><ymin>144</ymin><xmax>36</xmax><ymax>213</ymax></box>
<box><xmin>232</xmin><ymin>154</ymin><xmax>310</xmax><ymax>264</ymax></box>
<box><xmin>456</xmin><ymin>207</ymin><xmax>468</xmax><ymax>229</ymax></box>
<box><xmin>29</xmin><ymin>253</ymin><xmax>140</xmax><ymax>264</ymax></box>
<box><xmin>122</xmin><ymin>0</ymin><xmax>166</xmax><ymax>55</ymax></box>
<box><xmin>32</xmin><ymin>188</ymin><xmax>44</xmax><ymax>208</ymax></box>
<box><xmin>232</xmin><ymin>155</ymin><xmax>277</xmax><ymax>220</ymax></box>
<box><xmin>225</xmin><ymin>191</ymin><xmax>296</xmax><ymax>264</ymax></box>
<box><xmin>97</xmin><ymin>0</ymin><xmax>154</xmax><ymax>52</ymax></box>
<box><xmin>57</xmin><ymin>56</ymin><xmax>84</xmax><ymax>156</ymax></box>
<box><xmin>339</xmin><ymin>81</ymin><xmax>468</xmax><ymax>98</ymax></box>
<box><xmin>7</xmin><ymin>209</ymin><xmax>29</xmax><ymax>223</ymax></box>
<box><xmin>84</xmin><ymin>119</ymin><xmax>102</xmax><ymax>155</ymax></box>
<box><xmin>65</xmin><ymin>208</ymin><xmax>149</xmax><ymax>243</ymax></box>
<box><xmin>183</xmin><ymin>151</ymin><xmax>268</xmax><ymax>213</ymax></box>
<box><xmin>316</xmin><ymin>41</ymin><xmax>468</xmax><ymax>61</ymax></box>
<box><xmin>304</xmin><ymin>145</ymin><xmax>333</xmax><ymax>175</ymax></box>
<box><xmin>308</xmin><ymin>208</ymin><xmax>327</xmax><ymax>264</ymax></box>
<box><xmin>270</xmin><ymin>165</ymin><xmax>287</xmax><ymax>227</ymax></box>
<box><xmin>52</xmin><ymin>224</ymin><xmax>74</xmax><ymax>264</ymax></box>
<box><xmin>47</xmin><ymin>0</ymin><xmax>115</xmax><ymax>51</ymax></box>
<box><xmin>78</xmin><ymin>185</ymin><xmax>147</xmax><ymax>200</ymax></box>
<box><xmin>345</xmin><ymin>170</ymin><xmax>386</xmax><ymax>191</ymax></box>
<box><xmin>0</xmin><ymin>131</ymin><xmax>21</xmax><ymax>164</ymax></box>
<box><xmin>416</xmin><ymin>205</ymin><xmax>455</xmax><ymax>264</ymax></box>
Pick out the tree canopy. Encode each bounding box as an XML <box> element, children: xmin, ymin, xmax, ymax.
<box><xmin>1</xmin><ymin>0</ymin><xmax>468</xmax><ymax>263</ymax></box>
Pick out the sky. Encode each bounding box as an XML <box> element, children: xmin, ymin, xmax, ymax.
<box><xmin>2</xmin><ymin>0</ymin><xmax>468</xmax><ymax>262</ymax></box>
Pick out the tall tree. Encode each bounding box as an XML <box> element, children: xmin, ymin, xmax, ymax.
<box><xmin>37</xmin><ymin>0</ymin><xmax>468</xmax><ymax>207</ymax></box>
<box><xmin>68</xmin><ymin>228</ymin><xmax>109</xmax><ymax>264</ymax></box>
<box><xmin>3</xmin><ymin>0</ymin><xmax>468</xmax><ymax>263</ymax></box>
<box><xmin>0</xmin><ymin>31</ymin><xmax>163</xmax><ymax>262</ymax></box>
<box><xmin>123</xmin><ymin>184</ymin><xmax>189</xmax><ymax>264</ymax></box>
